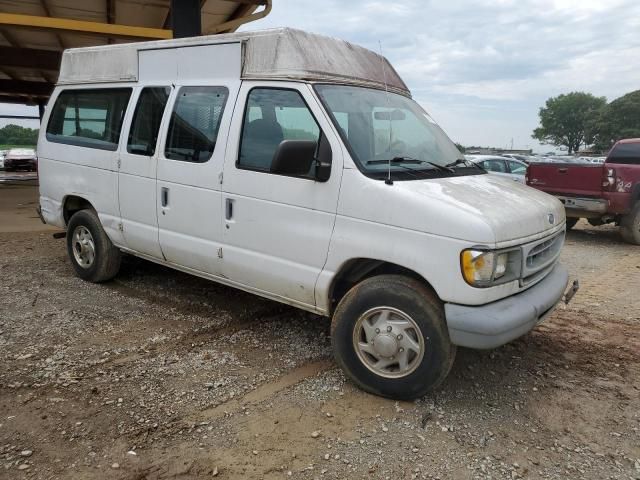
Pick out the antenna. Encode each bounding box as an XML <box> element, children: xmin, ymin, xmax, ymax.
<box><xmin>378</xmin><ymin>40</ymin><xmax>394</xmax><ymax>186</ymax></box>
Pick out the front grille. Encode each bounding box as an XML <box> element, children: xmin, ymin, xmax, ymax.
<box><xmin>521</xmin><ymin>231</ymin><xmax>564</xmax><ymax>286</ymax></box>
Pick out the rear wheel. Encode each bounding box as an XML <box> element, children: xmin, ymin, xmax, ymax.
<box><xmin>331</xmin><ymin>275</ymin><xmax>455</xmax><ymax>400</ymax></box>
<box><xmin>566</xmin><ymin>217</ymin><xmax>579</xmax><ymax>230</ymax></box>
<box><xmin>66</xmin><ymin>209</ymin><xmax>121</xmax><ymax>282</ymax></box>
<box><xmin>620</xmin><ymin>203</ymin><xmax>640</xmax><ymax>245</ymax></box>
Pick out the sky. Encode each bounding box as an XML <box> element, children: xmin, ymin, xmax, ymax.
<box><xmin>3</xmin><ymin>0</ymin><xmax>640</xmax><ymax>152</ymax></box>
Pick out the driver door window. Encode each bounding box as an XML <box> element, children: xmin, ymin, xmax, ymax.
<box><xmin>238</xmin><ymin>88</ymin><xmax>320</xmax><ymax>175</ymax></box>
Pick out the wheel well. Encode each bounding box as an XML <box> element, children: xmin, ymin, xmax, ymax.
<box><xmin>328</xmin><ymin>258</ymin><xmax>435</xmax><ymax>314</ymax></box>
<box><xmin>63</xmin><ymin>196</ymin><xmax>94</xmax><ymax>225</ymax></box>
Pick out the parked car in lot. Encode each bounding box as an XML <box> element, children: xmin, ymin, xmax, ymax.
<box><xmin>38</xmin><ymin>28</ymin><xmax>573</xmax><ymax>399</ymax></box>
<box><xmin>0</xmin><ymin>150</ymin><xmax>6</xmax><ymax>170</ymax></box>
<box><xmin>466</xmin><ymin>155</ymin><xmax>527</xmax><ymax>183</ymax></box>
<box><xmin>4</xmin><ymin>148</ymin><xmax>37</xmax><ymax>172</ymax></box>
<box><xmin>527</xmin><ymin>138</ymin><xmax>640</xmax><ymax>244</ymax></box>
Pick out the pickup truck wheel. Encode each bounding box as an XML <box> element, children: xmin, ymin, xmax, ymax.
<box><xmin>66</xmin><ymin>209</ymin><xmax>121</xmax><ymax>282</ymax></box>
<box><xmin>331</xmin><ymin>275</ymin><xmax>455</xmax><ymax>400</ymax></box>
<box><xmin>566</xmin><ymin>217</ymin><xmax>579</xmax><ymax>230</ymax></box>
<box><xmin>620</xmin><ymin>203</ymin><xmax>640</xmax><ymax>245</ymax></box>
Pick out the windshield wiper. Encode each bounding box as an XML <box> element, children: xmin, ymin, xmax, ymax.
<box><xmin>445</xmin><ymin>158</ymin><xmax>485</xmax><ymax>171</ymax></box>
<box><xmin>367</xmin><ymin>156</ymin><xmax>454</xmax><ymax>173</ymax></box>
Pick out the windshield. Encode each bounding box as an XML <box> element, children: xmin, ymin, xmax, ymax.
<box><xmin>314</xmin><ymin>84</ymin><xmax>477</xmax><ymax>181</ymax></box>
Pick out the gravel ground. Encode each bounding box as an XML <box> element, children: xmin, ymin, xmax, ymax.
<box><xmin>1</xmin><ymin>186</ymin><xmax>639</xmax><ymax>480</ymax></box>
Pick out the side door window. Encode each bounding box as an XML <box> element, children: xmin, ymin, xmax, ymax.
<box><xmin>127</xmin><ymin>87</ymin><xmax>170</xmax><ymax>156</ymax></box>
<box><xmin>238</xmin><ymin>88</ymin><xmax>320</xmax><ymax>176</ymax></box>
<box><xmin>164</xmin><ymin>86</ymin><xmax>229</xmax><ymax>163</ymax></box>
<box><xmin>484</xmin><ymin>159</ymin><xmax>507</xmax><ymax>173</ymax></box>
<box><xmin>507</xmin><ymin>160</ymin><xmax>526</xmax><ymax>174</ymax></box>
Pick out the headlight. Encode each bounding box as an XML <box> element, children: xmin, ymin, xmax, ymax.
<box><xmin>461</xmin><ymin>249</ymin><xmax>510</xmax><ymax>287</ymax></box>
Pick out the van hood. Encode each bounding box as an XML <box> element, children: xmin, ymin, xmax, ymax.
<box><xmin>393</xmin><ymin>173</ymin><xmax>565</xmax><ymax>244</ymax></box>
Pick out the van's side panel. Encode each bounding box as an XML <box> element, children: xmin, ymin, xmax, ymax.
<box><xmin>38</xmin><ymin>85</ymin><xmax>133</xmax><ymax>247</ymax></box>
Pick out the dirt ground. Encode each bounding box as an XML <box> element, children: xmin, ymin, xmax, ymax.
<box><xmin>1</xmin><ymin>183</ymin><xmax>639</xmax><ymax>480</ymax></box>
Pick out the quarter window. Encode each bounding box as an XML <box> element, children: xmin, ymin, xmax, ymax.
<box><xmin>238</xmin><ymin>88</ymin><xmax>320</xmax><ymax>172</ymax></box>
<box><xmin>46</xmin><ymin>88</ymin><xmax>132</xmax><ymax>150</ymax></box>
<box><xmin>165</xmin><ymin>86</ymin><xmax>229</xmax><ymax>163</ymax></box>
<box><xmin>127</xmin><ymin>87</ymin><xmax>170</xmax><ymax>156</ymax></box>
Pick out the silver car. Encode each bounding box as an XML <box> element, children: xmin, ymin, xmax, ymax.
<box><xmin>465</xmin><ymin>155</ymin><xmax>527</xmax><ymax>184</ymax></box>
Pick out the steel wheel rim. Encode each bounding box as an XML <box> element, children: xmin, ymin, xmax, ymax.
<box><xmin>72</xmin><ymin>226</ymin><xmax>95</xmax><ymax>269</ymax></box>
<box><xmin>352</xmin><ymin>306</ymin><xmax>425</xmax><ymax>379</ymax></box>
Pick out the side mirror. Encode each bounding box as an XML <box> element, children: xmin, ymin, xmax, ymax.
<box><xmin>314</xmin><ymin>132</ymin><xmax>332</xmax><ymax>182</ymax></box>
<box><xmin>270</xmin><ymin>140</ymin><xmax>316</xmax><ymax>176</ymax></box>
<box><xmin>270</xmin><ymin>135</ymin><xmax>333</xmax><ymax>182</ymax></box>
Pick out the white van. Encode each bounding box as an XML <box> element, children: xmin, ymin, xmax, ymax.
<box><xmin>38</xmin><ymin>28</ymin><xmax>573</xmax><ymax>399</ymax></box>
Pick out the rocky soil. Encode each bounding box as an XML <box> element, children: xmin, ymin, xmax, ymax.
<box><xmin>1</xmin><ymin>205</ymin><xmax>639</xmax><ymax>479</ymax></box>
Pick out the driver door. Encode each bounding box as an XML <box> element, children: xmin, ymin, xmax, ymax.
<box><xmin>220</xmin><ymin>82</ymin><xmax>343</xmax><ymax>308</ymax></box>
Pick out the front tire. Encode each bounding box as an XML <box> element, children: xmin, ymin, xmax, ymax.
<box><xmin>66</xmin><ymin>209</ymin><xmax>121</xmax><ymax>282</ymax></box>
<box><xmin>620</xmin><ymin>203</ymin><xmax>640</xmax><ymax>245</ymax></box>
<box><xmin>331</xmin><ymin>275</ymin><xmax>455</xmax><ymax>400</ymax></box>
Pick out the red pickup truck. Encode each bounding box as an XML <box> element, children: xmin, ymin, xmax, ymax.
<box><xmin>526</xmin><ymin>139</ymin><xmax>640</xmax><ymax>245</ymax></box>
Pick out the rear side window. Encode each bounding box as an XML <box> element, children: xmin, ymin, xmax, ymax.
<box><xmin>127</xmin><ymin>87</ymin><xmax>170</xmax><ymax>156</ymax></box>
<box><xmin>46</xmin><ymin>88</ymin><xmax>132</xmax><ymax>150</ymax></box>
<box><xmin>164</xmin><ymin>86</ymin><xmax>228</xmax><ymax>163</ymax></box>
<box><xmin>608</xmin><ymin>143</ymin><xmax>640</xmax><ymax>165</ymax></box>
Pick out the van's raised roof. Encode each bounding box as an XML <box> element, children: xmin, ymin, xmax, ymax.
<box><xmin>58</xmin><ymin>27</ymin><xmax>410</xmax><ymax>96</ymax></box>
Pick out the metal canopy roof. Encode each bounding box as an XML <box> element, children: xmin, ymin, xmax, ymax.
<box><xmin>0</xmin><ymin>0</ymin><xmax>271</xmax><ymax>108</ymax></box>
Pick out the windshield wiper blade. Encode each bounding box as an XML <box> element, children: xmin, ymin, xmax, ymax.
<box><xmin>445</xmin><ymin>158</ymin><xmax>485</xmax><ymax>171</ymax></box>
<box><xmin>367</xmin><ymin>156</ymin><xmax>454</xmax><ymax>173</ymax></box>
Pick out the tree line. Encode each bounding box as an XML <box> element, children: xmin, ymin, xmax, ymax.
<box><xmin>0</xmin><ymin>124</ymin><xmax>39</xmax><ymax>146</ymax></box>
<box><xmin>533</xmin><ymin>90</ymin><xmax>640</xmax><ymax>154</ymax></box>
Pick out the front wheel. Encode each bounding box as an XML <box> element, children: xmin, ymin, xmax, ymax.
<box><xmin>331</xmin><ymin>275</ymin><xmax>455</xmax><ymax>400</ymax></box>
<box><xmin>620</xmin><ymin>203</ymin><xmax>640</xmax><ymax>245</ymax></box>
<box><xmin>66</xmin><ymin>209</ymin><xmax>121</xmax><ymax>282</ymax></box>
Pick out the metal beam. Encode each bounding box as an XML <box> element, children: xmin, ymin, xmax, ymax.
<box><xmin>38</xmin><ymin>0</ymin><xmax>66</xmax><ymax>49</ymax></box>
<box><xmin>0</xmin><ymin>114</ymin><xmax>40</xmax><ymax>120</ymax></box>
<box><xmin>0</xmin><ymin>13</ymin><xmax>172</xmax><ymax>40</ymax></box>
<box><xmin>170</xmin><ymin>0</ymin><xmax>201</xmax><ymax>38</ymax></box>
<box><xmin>0</xmin><ymin>46</ymin><xmax>61</xmax><ymax>71</ymax></box>
<box><xmin>0</xmin><ymin>79</ymin><xmax>54</xmax><ymax>97</ymax></box>
<box><xmin>205</xmin><ymin>0</ymin><xmax>272</xmax><ymax>34</ymax></box>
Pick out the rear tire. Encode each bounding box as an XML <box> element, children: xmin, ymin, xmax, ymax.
<box><xmin>620</xmin><ymin>203</ymin><xmax>640</xmax><ymax>245</ymax></box>
<box><xmin>66</xmin><ymin>209</ymin><xmax>121</xmax><ymax>282</ymax></box>
<box><xmin>331</xmin><ymin>275</ymin><xmax>455</xmax><ymax>400</ymax></box>
<box><xmin>566</xmin><ymin>217</ymin><xmax>579</xmax><ymax>230</ymax></box>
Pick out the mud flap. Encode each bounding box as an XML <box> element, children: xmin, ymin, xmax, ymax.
<box><xmin>563</xmin><ymin>279</ymin><xmax>579</xmax><ymax>305</ymax></box>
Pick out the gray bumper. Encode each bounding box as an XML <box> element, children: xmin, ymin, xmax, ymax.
<box><xmin>445</xmin><ymin>263</ymin><xmax>569</xmax><ymax>349</ymax></box>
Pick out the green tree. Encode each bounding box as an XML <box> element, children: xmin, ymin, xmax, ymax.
<box><xmin>590</xmin><ymin>90</ymin><xmax>640</xmax><ymax>151</ymax></box>
<box><xmin>0</xmin><ymin>124</ymin><xmax>39</xmax><ymax>146</ymax></box>
<box><xmin>532</xmin><ymin>92</ymin><xmax>606</xmax><ymax>154</ymax></box>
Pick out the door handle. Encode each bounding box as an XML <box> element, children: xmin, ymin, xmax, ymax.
<box><xmin>225</xmin><ymin>198</ymin><xmax>234</xmax><ymax>220</ymax></box>
<box><xmin>558</xmin><ymin>168</ymin><xmax>568</xmax><ymax>173</ymax></box>
<box><xmin>161</xmin><ymin>187</ymin><xmax>169</xmax><ymax>207</ymax></box>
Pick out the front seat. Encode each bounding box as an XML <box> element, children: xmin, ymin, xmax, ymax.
<box><xmin>240</xmin><ymin>118</ymin><xmax>284</xmax><ymax>170</ymax></box>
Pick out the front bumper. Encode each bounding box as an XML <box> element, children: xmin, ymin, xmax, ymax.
<box><xmin>445</xmin><ymin>263</ymin><xmax>569</xmax><ymax>349</ymax></box>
